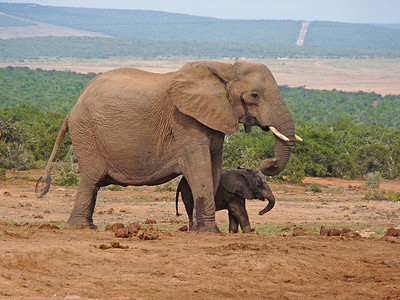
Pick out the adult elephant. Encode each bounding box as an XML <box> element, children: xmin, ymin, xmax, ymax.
<box><xmin>36</xmin><ymin>60</ymin><xmax>299</xmax><ymax>232</ymax></box>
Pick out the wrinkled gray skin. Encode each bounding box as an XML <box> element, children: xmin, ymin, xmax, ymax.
<box><xmin>176</xmin><ymin>168</ymin><xmax>275</xmax><ymax>233</ymax></box>
<box><xmin>36</xmin><ymin>61</ymin><xmax>295</xmax><ymax>233</ymax></box>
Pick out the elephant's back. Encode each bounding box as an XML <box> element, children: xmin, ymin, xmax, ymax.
<box><xmin>82</xmin><ymin>67</ymin><xmax>171</xmax><ymax>97</ymax></box>
<box><xmin>72</xmin><ymin>67</ymin><xmax>173</xmax><ymax>115</ymax></box>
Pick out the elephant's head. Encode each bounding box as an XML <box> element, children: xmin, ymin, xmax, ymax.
<box><xmin>221</xmin><ymin>168</ymin><xmax>275</xmax><ymax>215</ymax></box>
<box><xmin>168</xmin><ymin>60</ymin><xmax>299</xmax><ymax>176</ymax></box>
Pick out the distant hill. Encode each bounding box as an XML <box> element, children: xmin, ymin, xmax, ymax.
<box><xmin>1</xmin><ymin>2</ymin><xmax>400</xmax><ymax>52</ymax></box>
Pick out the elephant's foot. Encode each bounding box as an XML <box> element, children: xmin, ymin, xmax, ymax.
<box><xmin>242</xmin><ymin>227</ymin><xmax>255</xmax><ymax>234</ymax></box>
<box><xmin>191</xmin><ymin>222</ymin><xmax>221</xmax><ymax>233</ymax></box>
<box><xmin>65</xmin><ymin>216</ymin><xmax>98</xmax><ymax>229</ymax></box>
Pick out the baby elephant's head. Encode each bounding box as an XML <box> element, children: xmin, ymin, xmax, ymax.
<box><xmin>243</xmin><ymin>168</ymin><xmax>275</xmax><ymax>215</ymax></box>
<box><xmin>222</xmin><ymin>167</ymin><xmax>276</xmax><ymax>215</ymax></box>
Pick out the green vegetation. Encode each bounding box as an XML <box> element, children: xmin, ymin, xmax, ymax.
<box><xmin>281</xmin><ymin>87</ymin><xmax>400</xmax><ymax>128</ymax></box>
<box><xmin>105</xmin><ymin>185</ymin><xmax>123</xmax><ymax>191</ymax></box>
<box><xmin>0</xmin><ymin>104</ymin><xmax>71</xmax><ymax>169</ymax></box>
<box><xmin>0</xmin><ymin>14</ymin><xmax>35</xmax><ymax>27</ymax></box>
<box><xmin>224</xmin><ymin>121</ymin><xmax>400</xmax><ymax>181</ymax></box>
<box><xmin>388</xmin><ymin>191</ymin><xmax>400</xmax><ymax>202</ymax></box>
<box><xmin>0</xmin><ymin>169</ymin><xmax>6</xmax><ymax>181</ymax></box>
<box><xmin>1</xmin><ymin>67</ymin><xmax>399</xmax><ymax>182</ymax></box>
<box><xmin>0</xmin><ymin>66</ymin><xmax>96</xmax><ymax>112</ymax></box>
<box><xmin>1</xmin><ymin>36</ymin><xmax>400</xmax><ymax>61</ymax></box>
<box><xmin>306</xmin><ymin>184</ymin><xmax>323</xmax><ymax>193</ymax></box>
<box><xmin>362</xmin><ymin>172</ymin><xmax>389</xmax><ymax>200</ymax></box>
<box><xmin>53</xmin><ymin>162</ymin><xmax>79</xmax><ymax>186</ymax></box>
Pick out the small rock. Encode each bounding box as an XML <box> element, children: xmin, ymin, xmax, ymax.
<box><xmin>385</xmin><ymin>227</ymin><xmax>400</xmax><ymax>237</ymax></box>
<box><xmin>357</xmin><ymin>229</ymin><xmax>376</xmax><ymax>238</ymax></box>
<box><xmin>137</xmin><ymin>229</ymin><xmax>160</xmax><ymax>240</ymax></box>
<box><xmin>320</xmin><ymin>226</ymin><xmax>329</xmax><ymax>236</ymax></box>
<box><xmin>105</xmin><ymin>223</ymin><xmax>125</xmax><ymax>232</ymax></box>
<box><xmin>99</xmin><ymin>244</ymin><xmax>112</xmax><ymax>249</ymax></box>
<box><xmin>110</xmin><ymin>241</ymin><xmax>128</xmax><ymax>249</ymax></box>
<box><xmin>340</xmin><ymin>228</ymin><xmax>360</xmax><ymax>238</ymax></box>
<box><xmin>38</xmin><ymin>224</ymin><xmax>60</xmax><ymax>230</ymax></box>
<box><xmin>3</xmin><ymin>191</ymin><xmax>11</xmax><ymax>196</ymax></box>
<box><xmin>99</xmin><ymin>241</ymin><xmax>128</xmax><ymax>249</ymax></box>
<box><xmin>115</xmin><ymin>228</ymin><xmax>129</xmax><ymax>238</ymax></box>
<box><xmin>125</xmin><ymin>222</ymin><xmax>141</xmax><ymax>235</ymax></box>
<box><xmin>145</xmin><ymin>219</ymin><xmax>157</xmax><ymax>225</ymax></box>
<box><xmin>292</xmin><ymin>227</ymin><xmax>307</xmax><ymax>236</ymax></box>
<box><xmin>64</xmin><ymin>295</ymin><xmax>82</xmax><ymax>300</ymax></box>
<box><xmin>328</xmin><ymin>228</ymin><xmax>341</xmax><ymax>236</ymax></box>
<box><xmin>178</xmin><ymin>225</ymin><xmax>188</xmax><ymax>231</ymax></box>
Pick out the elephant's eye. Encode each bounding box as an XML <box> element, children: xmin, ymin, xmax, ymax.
<box><xmin>250</xmin><ymin>93</ymin><xmax>259</xmax><ymax>101</ymax></box>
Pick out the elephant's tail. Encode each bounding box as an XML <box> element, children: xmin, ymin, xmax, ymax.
<box><xmin>35</xmin><ymin>116</ymin><xmax>69</xmax><ymax>198</ymax></box>
<box><xmin>175</xmin><ymin>182</ymin><xmax>182</xmax><ymax>217</ymax></box>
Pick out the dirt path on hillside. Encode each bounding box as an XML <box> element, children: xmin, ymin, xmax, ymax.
<box><xmin>1</xmin><ymin>169</ymin><xmax>399</xmax><ymax>299</ymax></box>
<box><xmin>296</xmin><ymin>21</ymin><xmax>311</xmax><ymax>46</ymax></box>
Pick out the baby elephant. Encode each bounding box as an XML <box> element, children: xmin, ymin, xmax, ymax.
<box><xmin>175</xmin><ymin>168</ymin><xmax>275</xmax><ymax>233</ymax></box>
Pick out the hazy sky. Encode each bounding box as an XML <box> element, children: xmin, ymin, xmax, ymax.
<box><xmin>4</xmin><ymin>0</ymin><xmax>400</xmax><ymax>23</ymax></box>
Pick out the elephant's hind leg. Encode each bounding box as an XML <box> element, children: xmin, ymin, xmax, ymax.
<box><xmin>66</xmin><ymin>180</ymin><xmax>99</xmax><ymax>229</ymax></box>
<box><xmin>66</xmin><ymin>161</ymin><xmax>107</xmax><ymax>229</ymax></box>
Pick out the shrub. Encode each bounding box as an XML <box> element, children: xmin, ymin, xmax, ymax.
<box><xmin>0</xmin><ymin>169</ymin><xmax>6</xmax><ymax>182</ymax></box>
<box><xmin>53</xmin><ymin>163</ymin><xmax>79</xmax><ymax>186</ymax></box>
<box><xmin>105</xmin><ymin>185</ymin><xmax>123</xmax><ymax>191</ymax></box>
<box><xmin>306</xmin><ymin>183</ymin><xmax>323</xmax><ymax>193</ymax></box>
<box><xmin>387</xmin><ymin>191</ymin><xmax>400</xmax><ymax>202</ymax></box>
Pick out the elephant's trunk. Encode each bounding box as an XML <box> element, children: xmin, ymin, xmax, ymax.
<box><xmin>258</xmin><ymin>190</ymin><xmax>275</xmax><ymax>215</ymax></box>
<box><xmin>259</xmin><ymin>98</ymin><xmax>295</xmax><ymax>177</ymax></box>
<box><xmin>260</xmin><ymin>135</ymin><xmax>294</xmax><ymax>176</ymax></box>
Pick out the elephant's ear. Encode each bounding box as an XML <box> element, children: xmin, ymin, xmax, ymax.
<box><xmin>221</xmin><ymin>170</ymin><xmax>254</xmax><ymax>199</ymax></box>
<box><xmin>168</xmin><ymin>62</ymin><xmax>238</xmax><ymax>134</ymax></box>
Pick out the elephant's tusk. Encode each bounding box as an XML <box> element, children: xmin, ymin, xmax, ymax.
<box><xmin>269</xmin><ymin>126</ymin><xmax>290</xmax><ymax>142</ymax></box>
<box><xmin>295</xmin><ymin>134</ymin><xmax>303</xmax><ymax>142</ymax></box>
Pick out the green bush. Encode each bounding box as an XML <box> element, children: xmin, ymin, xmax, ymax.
<box><xmin>306</xmin><ymin>184</ymin><xmax>323</xmax><ymax>193</ymax></box>
<box><xmin>0</xmin><ymin>169</ymin><xmax>6</xmax><ymax>181</ymax></box>
<box><xmin>53</xmin><ymin>164</ymin><xmax>79</xmax><ymax>186</ymax></box>
<box><xmin>387</xmin><ymin>191</ymin><xmax>400</xmax><ymax>202</ymax></box>
<box><xmin>105</xmin><ymin>185</ymin><xmax>123</xmax><ymax>191</ymax></box>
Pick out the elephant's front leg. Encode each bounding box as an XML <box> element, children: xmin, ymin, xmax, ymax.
<box><xmin>189</xmin><ymin>173</ymin><xmax>220</xmax><ymax>232</ymax></box>
<box><xmin>228</xmin><ymin>211</ymin><xmax>239</xmax><ymax>233</ymax></box>
<box><xmin>227</xmin><ymin>198</ymin><xmax>253</xmax><ymax>233</ymax></box>
<box><xmin>180</xmin><ymin>155</ymin><xmax>220</xmax><ymax>233</ymax></box>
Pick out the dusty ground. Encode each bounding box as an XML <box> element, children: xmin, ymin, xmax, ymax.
<box><xmin>1</xmin><ymin>57</ymin><xmax>400</xmax><ymax>96</ymax></box>
<box><xmin>0</xmin><ymin>169</ymin><xmax>399</xmax><ymax>299</ymax></box>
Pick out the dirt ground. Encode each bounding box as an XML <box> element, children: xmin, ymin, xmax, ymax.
<box><xmin>0</xmin><ymin>169</ymin><xmax>399</xmax><ymax>299</ymax></box>
<box><xmin>2</xmin><ymin>57</ymin><xmax>400</xmax><ymax>96</ymax></box>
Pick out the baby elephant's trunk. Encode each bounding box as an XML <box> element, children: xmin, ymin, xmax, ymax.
<box><xmin>258</xmin><ymin>190</ymin><xmax>275</xmax><ymax>215</ymax></box>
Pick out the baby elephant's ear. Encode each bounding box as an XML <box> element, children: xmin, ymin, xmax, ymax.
<box><xmin>168</xmin><ymin>61</ymin><xmax>238</xmax><ymax>135</ymax></box>
<box><xmin>221</xmin><ymin>170</ymin><xmax>254</xmax><ymax>199</ymax></box>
